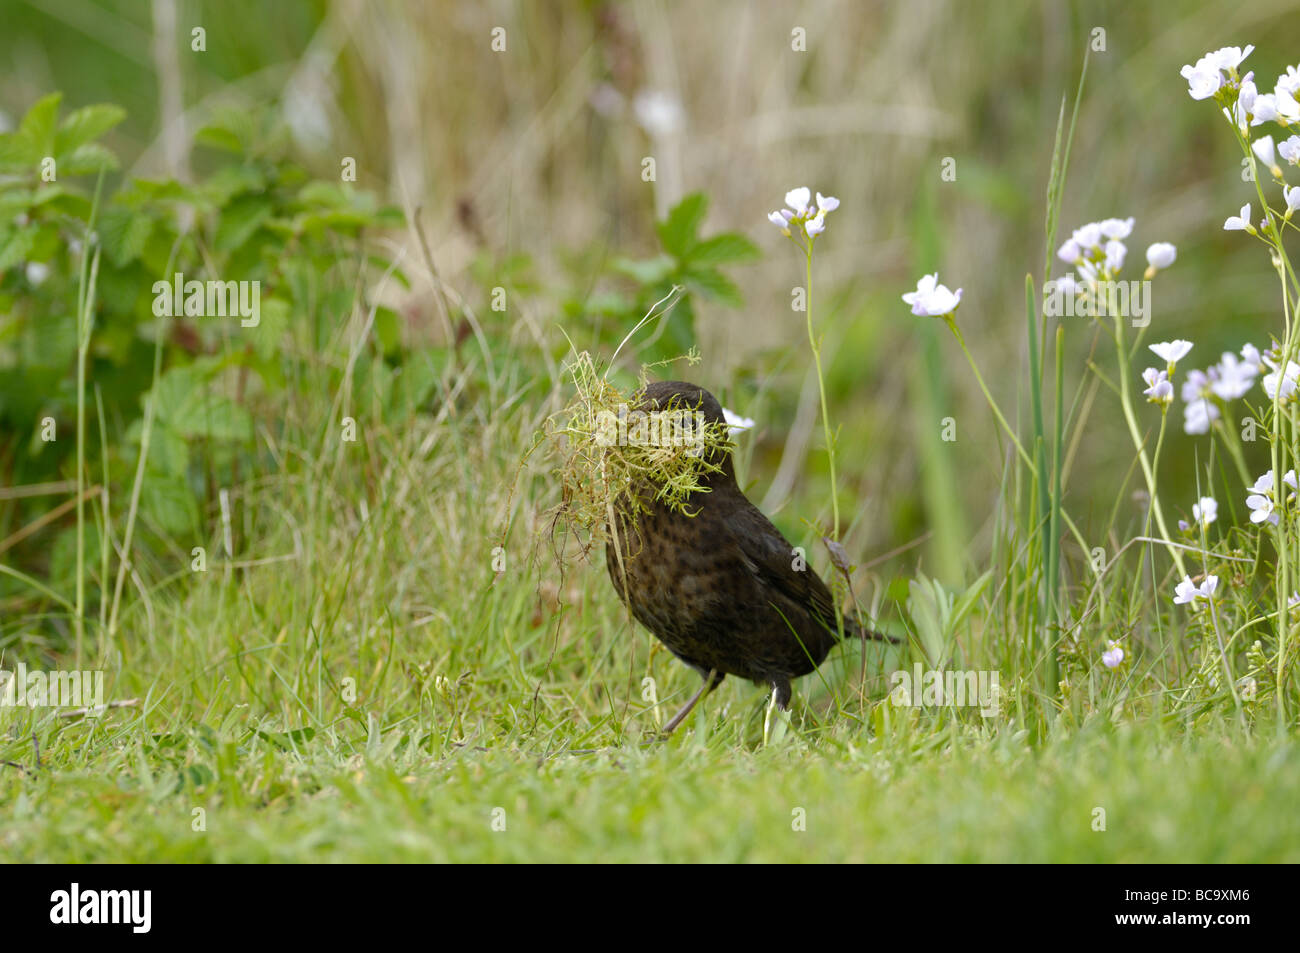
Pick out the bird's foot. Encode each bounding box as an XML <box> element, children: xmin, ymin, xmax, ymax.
<box><xmin>763</xmin><ymin>693</ymin><xmax>792</xmax><ymax>746</ymax></box>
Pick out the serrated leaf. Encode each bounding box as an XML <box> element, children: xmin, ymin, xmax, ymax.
<box><xmin>127</xmin><ymin>418</ymin><xmax>189</xmax><ymax>476</ymax></box>
<box><xmin>98</xmin><ymin>208</ymin><xmax>153</xmax><ymax>268</ymax></box>
<box><xmin>60</xmin><ymin>141</ymin><xmax>119</xmax><ymax>175</ymax></box>
<box><xmin>215</xmin><ymin>195</ymin><xmax>272</xmax><ymax>252</ymax></box>
<box><xmin>17</xmin><ymin>93</ymin><xmax>62</xmax><ymax>162</ymax></box>
<box><xmin>140</xmin><ymin>473</ymin><xmax>199</xmax><ymax>536</ymax></box>
<box><xmin>55</xmin><ymin>104</ymin><xmax>126</xmax><ymax>155</ymax></box>
<box><xmin>656</xmin><ymin>192</ymin><xmax>708</xmax><ymax>258</ymax></box>
<box><xmin>151</xmin><ymin>367</ymin><xmax>254</xmax><ymax>441</ymax></box>
<box><xmin>688</xmin><ymin>232</ymin><xmax>760</xmax><ymax>265</ymax></box>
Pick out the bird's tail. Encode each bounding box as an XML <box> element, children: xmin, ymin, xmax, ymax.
<box><xmin>842</xmin><ymin>615</ymin><xmax>901</xmax><ymax>645</ymax></box>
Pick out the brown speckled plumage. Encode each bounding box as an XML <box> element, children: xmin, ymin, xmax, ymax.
<box><xmin>607</xmin><ymin>381</ymin><xmax>890</xmax><ymax>729</ymax></box>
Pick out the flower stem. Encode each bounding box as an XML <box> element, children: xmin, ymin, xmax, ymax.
<box><xmin>805</xmin><ymin>245</ymin><xmax>839</xmax><ymax>540</ymax></box>
<box><xmin>1112</xmin><ymin>314</ymin><xmax>1187</xmax><ymax>577</ymax></box>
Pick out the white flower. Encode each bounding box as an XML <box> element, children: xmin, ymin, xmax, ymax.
<box><xmin>1072</xmin><ymin>221</ymin><xmax>1104</xmax><ymax>250</ymax></box>
<box><xmin>1247</xmin><ymin>491</ymin><xmax>1277</xmax><ymax>524</ymax></box>
<box><xmin>1210</xmin><ymin>45</ymin><xmax>1254</xmax><ymax>72</ymax></box>
<box><xmin>1181</xmin><ymin>59</ymin><xmax>1223</xmax><ymax>100</ymax></box>
<box><xmin>722</xmin><ymin>407</ymin><xmax>755</xmax><ymax>436</ymax></box>
<box><xmin>633</xmin><ymin>90</ymin><xmax>684</xmax><ymax>137</ymax></box>
<box><xmin>769</xmin><ymin>187</ymin><xmax>839</xmax><ymax>239</ymax></box>
<box><xmin>815</xmin><ymin>192</ymin><xmax>840</xmax><ymax>213</ymax></box>
<box><xmin>1285</xmin><ymin>186</ymin><xmax>1300</xmax><ymax>214</ymax></box>
<box><xmin>1238</xmin><ymin>74</ymin><xmax>1259</xmax><ymax>122</ymax></box>
<box><xmin>1192</xmin><ymin>496</ymin><xmax>1218</xmax><ymax>528</ymax></box>
<box><xmin>1183</xmin><ymin>398</ymin><xmax>1219</xmax><ymax>435</ymax></box>
<box><xmin>1150</xmin><ymin>340</ymin><xmax>1193</xmax><ymax>364</ymax></box>
<box><xmin>1101</xmin><ymin>641</ymin><xmax>1125</xmax><ymax>669</ymax></box>
<box><xmin>1173</xmin><ymin>574</ymin><xmax>1219</xmax><ymax>606</ymax></box>
<box><xmin>1104</xmin><ymin>239</ymin><xmax>1127</xmax><ymax>273</ymax></box>
<box><xmin>1224</xmin><ymin>203</ymin><xmax>1252</xmax><ymax>231</ymax></box>
<box><xmin>1278</xmin><ymin>65</ymin><xmax>1300</xmax><ymax>97</ymax></box>
<box><xmin>1279</xmin><ymin>135</ymin><xmax>1300</xmax><ymax>165</ymax></box>
<box><xmin>1262</xmin><ymin>360</ymin><xmax>1300</xmax><ymax>403</ymax></box>
<box><xmin>25</xmin><ymin>261</ymin><xmax>49</xmax><ymax>285</ymax></box>
<box><xmin>1181</xmin><ymin>368</ymin><xmax>1208</xmax><ymax>403</ymax></box>
<box><xmin>1275</xmin><ymin>84</ymin><xmax>1300</xmax><ymax>122</ymax></box>
<box><xmin>902</xmin><ymin>273</ymin><xmax>963</xmax><ymax>317</ymax></box>
<box><xmin>785</xmin><ymin>187</ymin><xmax>812</xmax><ymax>217</ymax></box>
<box><xmin>1248</xmin><ymin>134</ymin><xmax>1279</xmax><ymax>175</ymax></box>
<box><xmin>1239</xmin><ymin>676</ymin><xmax>1258</xmax><ymax>701</ymax></box>
<box><xmin>1052</xmin><ymin>273</ymin><xmax>1079</xmax><ymax>297</ymax></box>
<box><xmin>1099</xmin><ymin>217</ymin><xmax>1135</xmax><ymax>240</ymax></box>
<box><xmin>1241</xmin><ymin>343</ymin><xmax>1263</xmax><ymax>370</ymax></box>
<box><xmin>1251</xmin><ymin>93</ymin><xmax>1280</xmax><ymax>125</ymax></box>
<box><xmin>1245</xmin><ymin>469</ymin><xmax>1295</xmax><ymax>525</ymax></box>
<box><xmin>1253</xmin><ymin>135</ymin><xmax>1277</xmax><ymax>168</ymax></box>
<box><xmin>1057</xmin><ymin>238</ymin><xmax>1082</xmax><ymax>264</ymax></box>
<box><xmin>1145</xmin><ymin>242</ymin><xmax>1177</xmax><ymax>271</ymax></box>
<box><xmin>1142</xmin><ymin>367</ymin><xmax>1173</xmax><ymax>406</ymax></box>
<box><xmin>1210</xmin><ymin>352</ymin><xmax>1257</xmax><ymax>400</ymax></box>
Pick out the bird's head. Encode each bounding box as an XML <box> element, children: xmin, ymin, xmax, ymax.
<box><xmin>634</xmin><ymin>380</ymin><xmax>735</xmax><ymax>484</ymax></box>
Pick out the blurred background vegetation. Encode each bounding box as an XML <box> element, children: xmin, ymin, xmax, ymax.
<box><xmin>3</xmin><ymin>0</ymin><xmax>1299</xmax><ymax>636</ymax></box>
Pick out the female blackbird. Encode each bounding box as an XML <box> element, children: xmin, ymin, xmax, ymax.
<box><xmin>606</xmin><ymin>381</ymin><xmax>892</xmax><ymax>733</ymax></box>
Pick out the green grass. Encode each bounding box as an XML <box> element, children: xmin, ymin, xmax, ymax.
<box><xmin>2</xmin><ymin>361</ymin><xmax>1297</xmax><ymax>864</ymax></box>
<box><xmin>4</xmin><ymin>2</ymin><xmax>1300</xmax><ymax>865</ymax></box>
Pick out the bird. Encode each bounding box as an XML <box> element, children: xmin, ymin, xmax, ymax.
<box><xmin>605</xmin><ymin>380</ymin><xmax>894</xmax><ymax>733</ymax></box>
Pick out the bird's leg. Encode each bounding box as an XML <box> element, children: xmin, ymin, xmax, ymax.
<box><xmin>763</xmin><ymin>677</ymin><xmax>793</xmax><ymax>745</ymax></box>
<box><xmin>662</xmin><ymin>669</ymin><xmax>722</xmax><ymax>734</ymax></box>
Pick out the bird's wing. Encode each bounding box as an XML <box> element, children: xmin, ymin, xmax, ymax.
<box><xmin>722</xmin><ymin>505</ymin><xmax>843</xmax><ymax>636</ymax></box>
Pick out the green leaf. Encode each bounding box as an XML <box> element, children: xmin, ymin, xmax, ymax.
<box><xmin>656</xmin><ymin>192</ymin><xmax>708</xmax><ymax>258</ymax></box>
<box><xmin>55</xmin><ymin>104</ymin><xmax>126</xmax><ymax>155</ymax></box>
<box><xmin>59</xmin><ymin>142</ymin><xmax>119</xmax><ymax>175</ymax></box>
<box><xmin>140</xmin><ymin>473</ymin><xmax>199</xmax><ymax>536</ymax></box>
<box><xmin>255</xmin><ymin>727</ymin><xmax>316</xmax><ymax>751</ymax></box>
<box><xmin>17</xmin><ymin>93</ymin><xmax>62</xmax><ymax>162</ymax></box>
<box><xmin>0</xmin><ymin>226</ymin><xmax>36</xmax><ymax>274</ymax></box>
<box><xmin>612</xmin><ymin>254</ymin><xmax>674</xmax><ymax>286</ymax></box>
<box><xmin>151</xmin><ymin>367</ymin><xmax>254</xmax><ymax>441</ymax></box>
<box><xmin>215</xmin><ymin>195</ymin><xmax>272</xmax><ymax>253</ymax></box>
<box><xmin>127</xmin><ymin>418</ymin><xmax>189</xmax><ymax>476</ymax></box>
<box><xmin>0</xmin><ymin>132</ymin><xmax>31</xmax><ymax>167</ymax></box>
<box><xmin>684</xmin><ymin>266</ymin><xmax>742</xmax><ymax>308</ymax></box>
<box><xmin>688</xmin><ymin>232</ymin><xmax>760</xmax><ymax>265</ymax></box>
<box><xmin>193</xmin><ymin>125</ymin><xmax>243</xmax><ymax>154</ymax></box>
<box><xmin>251</xmin><ymin>296</ymin><xmax>290</xmax><ymax>360</ymax></box>
<box><xmin>98</xmin><ymin>208</ymin><xmax>153</xmax><ymax>268</ymax></box>
<box><xmin>374</xmin><ymin>305</ymin><xmax>401</xmax><ymax>356</ymax></box>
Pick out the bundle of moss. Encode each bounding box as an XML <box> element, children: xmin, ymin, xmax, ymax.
<box><xmin>549</xmin><ymin>351</ymin><xmax>732</xmax><ymax>546</ymax></box>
